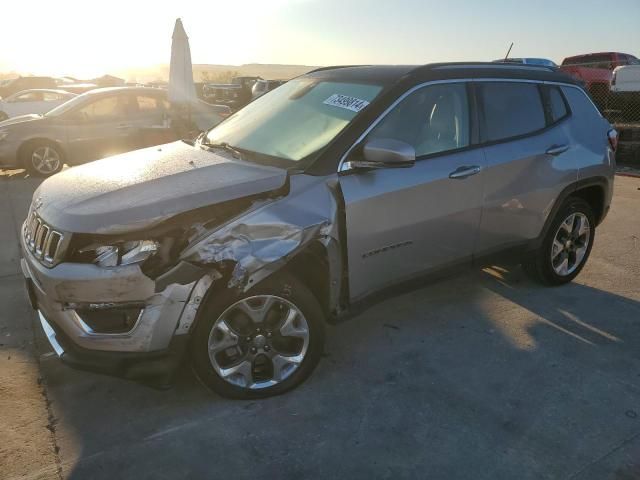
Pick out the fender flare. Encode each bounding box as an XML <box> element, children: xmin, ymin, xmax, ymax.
<box><xmin>531</xmin><ymin>176</ymin><xmax>609</xmax><ymax>250</ymax></box>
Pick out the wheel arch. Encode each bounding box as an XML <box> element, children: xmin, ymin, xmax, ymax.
<box><xmin>533</xmin><ymin>176</ymin><xmax>609</xmax><ymax>250</ymax></box>
<box><xmin>187</xmin><ymin>236</ymin><xmax>344</xmax><ymax>334</ymax></box>
<box><xmin>18</xmin><ymin>137</ymin><xmax>66</xmax><ymax>167</ymax></box>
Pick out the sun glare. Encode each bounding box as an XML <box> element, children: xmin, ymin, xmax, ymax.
<box><xmin>0</xmin><ymin>0</ymin><xmax>291</xmax><ymax>80</ymax></box>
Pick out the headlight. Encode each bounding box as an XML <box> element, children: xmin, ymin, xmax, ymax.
<box><xmin>0</xmin><ymin>130</ymin><xmax>8</xmax><ymax>142</ymax></box>
<box><xmin>81</xmin><ymin>240</ymin><xmax>158</xmax><ymax>267</ymax></box>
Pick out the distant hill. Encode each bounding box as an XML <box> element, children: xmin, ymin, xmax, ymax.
<box><xmin>118</xmin><ymin>63</ymin><xmax>320</xmax><ymax>83</ymax></box>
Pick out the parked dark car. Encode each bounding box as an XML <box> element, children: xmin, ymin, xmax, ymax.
<box><xmin>0</xmin><ymin>76</ymin><xmax>58</xmax><ymax>99</ymax></box>
<box><xmin>203</xmin><ymin>76</ymin><xmax>262</xmax><ymax>110</ymax></box>
<box><xmin>0</xmin><ymin>86</ymin><xmax>230</xmax><ymax>175</ymax></box>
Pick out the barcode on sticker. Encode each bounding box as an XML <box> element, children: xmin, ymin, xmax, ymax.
<box><xmin>323</xmin><ymin>94</ymin><xmax>370</xmax><ymax>112</ymax></box>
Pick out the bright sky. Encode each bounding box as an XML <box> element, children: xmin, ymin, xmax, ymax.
<box><xmin>1</xmin><ymin>0</ymin><xmax>638</xmax><ymax>78</ymax></box>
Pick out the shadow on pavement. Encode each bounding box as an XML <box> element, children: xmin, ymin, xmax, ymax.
<box><xmin>33</xmin><ymin>263</ymin><xmax>640</xmax><ymax>480</ymax></box>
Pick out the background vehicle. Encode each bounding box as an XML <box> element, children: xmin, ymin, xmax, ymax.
<box><xmin>251</xmin><ymin>79</ymin><xmax>286</xmax><ymax>99</ymax></box>
<box><xmin>0</xmin><ymin>89</ymin><xmax>76</xmax><ymax>121</ymax></box>
<box><xmin>560</xmin><ymin>52</ymin><xmax>640</xmax><ymax>109</ymax></box>
<box><xmin>0</xmin><ymin>86</ymin><xmax>229</xmax><ymax>175</ymax></box>
<box><xmin>493</xmin><ymin>57</ymin><xmax>557</xmax><ymax>67</ymax></box>
<box><xmin>56</xmin><ymin>83</ymin><xmax>99</xmax><ymax>95</ymax></box>
<box><xmin>22</xmin><ymin>64</ymin><xmax>615</xmax><ymax>399</ymax></box>
<box><xmin>609</xmin><ymin>64</ymin><xmax>640</xmax><ymax>123</ymax></box>
<box><xmin>0</xmin><ymin>76</ymin><xmax>57</xmax><ymax>98</ymax></box>
<box><xmin>203</xmin><ymin>76</ymin><xmax>262</xmax><ymax>110</ymax></box>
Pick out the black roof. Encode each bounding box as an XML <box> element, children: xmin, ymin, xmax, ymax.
<box><xmin>306</xmin><ymin>62</ymin><xmax>580</xmax><ymax>87</ymax></box>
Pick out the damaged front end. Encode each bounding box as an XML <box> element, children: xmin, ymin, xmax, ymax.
<box><xmin>23</xmin><ymin>172</ymin><xmax>344</xmax><ymax>387</ymax></box>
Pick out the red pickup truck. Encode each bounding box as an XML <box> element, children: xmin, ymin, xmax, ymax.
<box><xmin>560</xmin><ymin>52</ymin><xmax>639</xmax><ymax>109</ymax></box>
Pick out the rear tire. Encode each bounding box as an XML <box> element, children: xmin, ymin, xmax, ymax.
<box><xmin>191</xmin><ymin>271</ymin><xmax>325</xmax><ymax>399</ymax></box>
<box><xmin>523</xmin><ymin>197</ymin><xmax>595</xmax><ymax>285</ymax></box>
<box><xmin>22</xmin><ymin>141</ymin><xmax>64</xmax><ymax>177</ymax></box>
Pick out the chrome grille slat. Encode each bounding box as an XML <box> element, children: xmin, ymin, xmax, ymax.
<box><xmin>23</xmin><ymin>210</ymin><xmax>66</xmax><ymax>267</ymax></box>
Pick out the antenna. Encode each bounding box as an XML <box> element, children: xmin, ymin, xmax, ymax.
<box><xmin>504</xmin><ymin>42</ymin><xmax>514</xmax><ymax>61</ymax></box>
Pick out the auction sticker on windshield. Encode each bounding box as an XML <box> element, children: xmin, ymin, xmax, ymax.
<box><xmin>323</xmin><ymin>94</ymin><xmax>370</xmax><ymax>112</ymax></box>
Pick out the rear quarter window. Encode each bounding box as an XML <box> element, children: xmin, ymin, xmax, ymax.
<box><xmin>478</xmin><ymin>82</ymin><xmax>546</xmax><ymax>142</ymax></box>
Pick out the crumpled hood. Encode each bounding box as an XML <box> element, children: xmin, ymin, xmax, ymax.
<box><xmin>0</xmin><ymin>113</ymin><xmax>42</xmax><ymax>127</ymax></box>
<box><xmin>34</xmin><ymin>141</ymin><xmax>288</xmax><ymax>234</ymax></box>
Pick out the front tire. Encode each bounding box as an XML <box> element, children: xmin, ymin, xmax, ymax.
<box><xmin>523</xmin><ymin>197</ymin><xmax>595</xmax><ymax>285</ymax></box>
<box><xmin>192</xmin><ymin>272</ymin><xmax>325</xmax><ymax>399</ymax></box>
<box><xmin>23</xmin><ymin>141</ymin><xmax>64</xmax><ymax>176</ymax></box>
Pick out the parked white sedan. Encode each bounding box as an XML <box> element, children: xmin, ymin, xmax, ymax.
<box><xmin>0</xmin><ymin>89</ymin><xmax>76</xmax><ymax>121</ymax></box>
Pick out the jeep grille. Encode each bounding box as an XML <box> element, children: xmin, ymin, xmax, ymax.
<box><xmin>23</xmin><ymin>211</ymin><xmax>66</xmax><ymax>266</ymax></box>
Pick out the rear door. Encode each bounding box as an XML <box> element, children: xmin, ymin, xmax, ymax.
<box><xmin>340</xmin><ymin>81</ymin><xmax>486</xmax><ymax>300</ymax></box>
<box><xmin>475</xmin><ymin>81</ymin><xmax>577</xmax><ymax>254</ymax></box>
<box><xmin>128</xmin><ymin>93</ymin><xmax>174</xmax><ymax>149</ymax></box>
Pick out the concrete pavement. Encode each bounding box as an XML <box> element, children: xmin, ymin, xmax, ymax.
<box><xmin>1</xmin><ymin>170</ymin><xmax>640</xmax><ymax>479</ymax></box>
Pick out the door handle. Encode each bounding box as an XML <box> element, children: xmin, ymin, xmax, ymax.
<box><xmin>116</xmin><ymin>124</ymin><xmax>132</xmax><ymax>130</ymax></box>
<box><xmin>449</xmin><ymin>165</ymin><xmax>481</xmax><ymax>180</ymax></box>
<box><xmin>545</xmin><ymin>144</ymin><xmax>570</xmax><ymax>156</ymax></box>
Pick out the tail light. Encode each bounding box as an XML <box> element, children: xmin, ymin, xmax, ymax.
<box><xmin>608</xmin><ymin>128</ymin><xmax>618</xmax><ymax>151</ymax></box>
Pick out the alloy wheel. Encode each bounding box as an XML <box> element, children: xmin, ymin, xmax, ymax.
<box><xmin>31</xmin><ymin>146</ymin><xmax>61</xmax><ymax>175</ymax></box>
<box><xmin>551</xmin><ymin>212</ymin><xmax>591</xmax><ymax>276</ymax></box>
<box><xmin>207</xmin><ymin>295</ymin><xmax>310</xmax><ymax>390</ymax></box>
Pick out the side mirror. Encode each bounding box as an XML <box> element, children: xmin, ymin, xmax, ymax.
<box><xmin>347</xmin><ymin>138</ymin><xmax>415</xmax><ymax>170</ymax></box>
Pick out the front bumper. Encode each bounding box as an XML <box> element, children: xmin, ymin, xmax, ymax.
<box><xmin>36</xmin><ymin>310</ymin><xmax>188</xmax><ymax>385</ymax></box>
<box><xmin>20</xmin><ymin>232</ymin><xmax>210</xmax><ymax>384</ymax></box>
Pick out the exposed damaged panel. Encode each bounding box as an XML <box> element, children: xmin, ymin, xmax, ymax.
<box><xmin>181</xmin><ymin>175</ymin><xmax>344</xmax><ymax>307</ymax></box>
<box><xmin>32</xmin><ymin>263</ymin><xmax>157</xmax><ymax>304</ymax></box>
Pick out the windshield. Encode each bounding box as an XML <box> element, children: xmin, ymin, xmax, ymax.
<box><xmin>204</xmin><ymin>78</ymin><xmax>383</xmax><ymax>164</ymax></box>
<box><xmin>44</xmin><ymin>93</ymin><xmax>89</xmax><ymax>117</ymax></box>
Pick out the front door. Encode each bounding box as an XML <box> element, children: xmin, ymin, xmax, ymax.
<box><xmin>64</xmin><ymin>93</ymin><xmax>135</xmax><ymax>164</ymax></box>
<box><xmin>339</xmin><ymin>82</ymin><xmax>486</xmax><ymax>301</ymax></box>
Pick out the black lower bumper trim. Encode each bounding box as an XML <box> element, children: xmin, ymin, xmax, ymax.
<box><xmin>46</xmin><ymin>319</ymin><xmax>189</xmax><ymax>389</ymax></box>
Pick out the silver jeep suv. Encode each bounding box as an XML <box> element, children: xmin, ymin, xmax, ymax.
<box><xmin>21</xmin><ymin>63</ymin><xmax>617</xmax><ymax>398</ymax></box>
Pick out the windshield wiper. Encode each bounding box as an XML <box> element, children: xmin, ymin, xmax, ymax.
<box><xmin>200</xmin><ymin>140</ymin><xmax>243</xmax><ymax>159</ymax></box>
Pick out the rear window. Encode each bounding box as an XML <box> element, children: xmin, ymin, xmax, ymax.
<box><xmin>548</xmin><ymin>86</ymin><xmax>568</xmax><ymax>122</ymax></box>
<box><xmin>478</xmin><ymin>82</ymin><xmax>546</xmax><ymax>142</ymax></box>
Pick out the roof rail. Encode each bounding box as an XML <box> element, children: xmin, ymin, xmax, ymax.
<box><xmin>430</xmin><ymin>62</ymin><xmax>556</xmax><ymax>72</ymax></box>
<box><xmin>306</xmin><ymin>65</ymin><xmax>370</xmax><ymax>74</ymax></box>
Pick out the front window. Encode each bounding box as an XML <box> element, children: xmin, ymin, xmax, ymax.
<box><xmin>11</xmin><ymin>91</ymin><xmax>43</xmax><ymax>102</ymax></box>
<box><xmin>45</xmin><ymin>94</ymin><xmax>91</xmax><ymax>117</ymax></box>
<box><xmin>367</xmin><ymin>83</ymin><xmax>470</xmax><ymax>157</ymax></box>
<box><xmin>205</xmin><ymin>78</ymin><xmax>383</xmax><ymax>165</ymax></box>
<box><xmin>77</xmin><ymin>95</ymin><xmax>129</xmax><ymax>121</ymax></box>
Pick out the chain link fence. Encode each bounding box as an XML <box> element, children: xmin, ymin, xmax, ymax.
<box><xmin>560</xmin><ymin>60</ymin><xmax>640</xmax><ymax>165</ymax></box>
